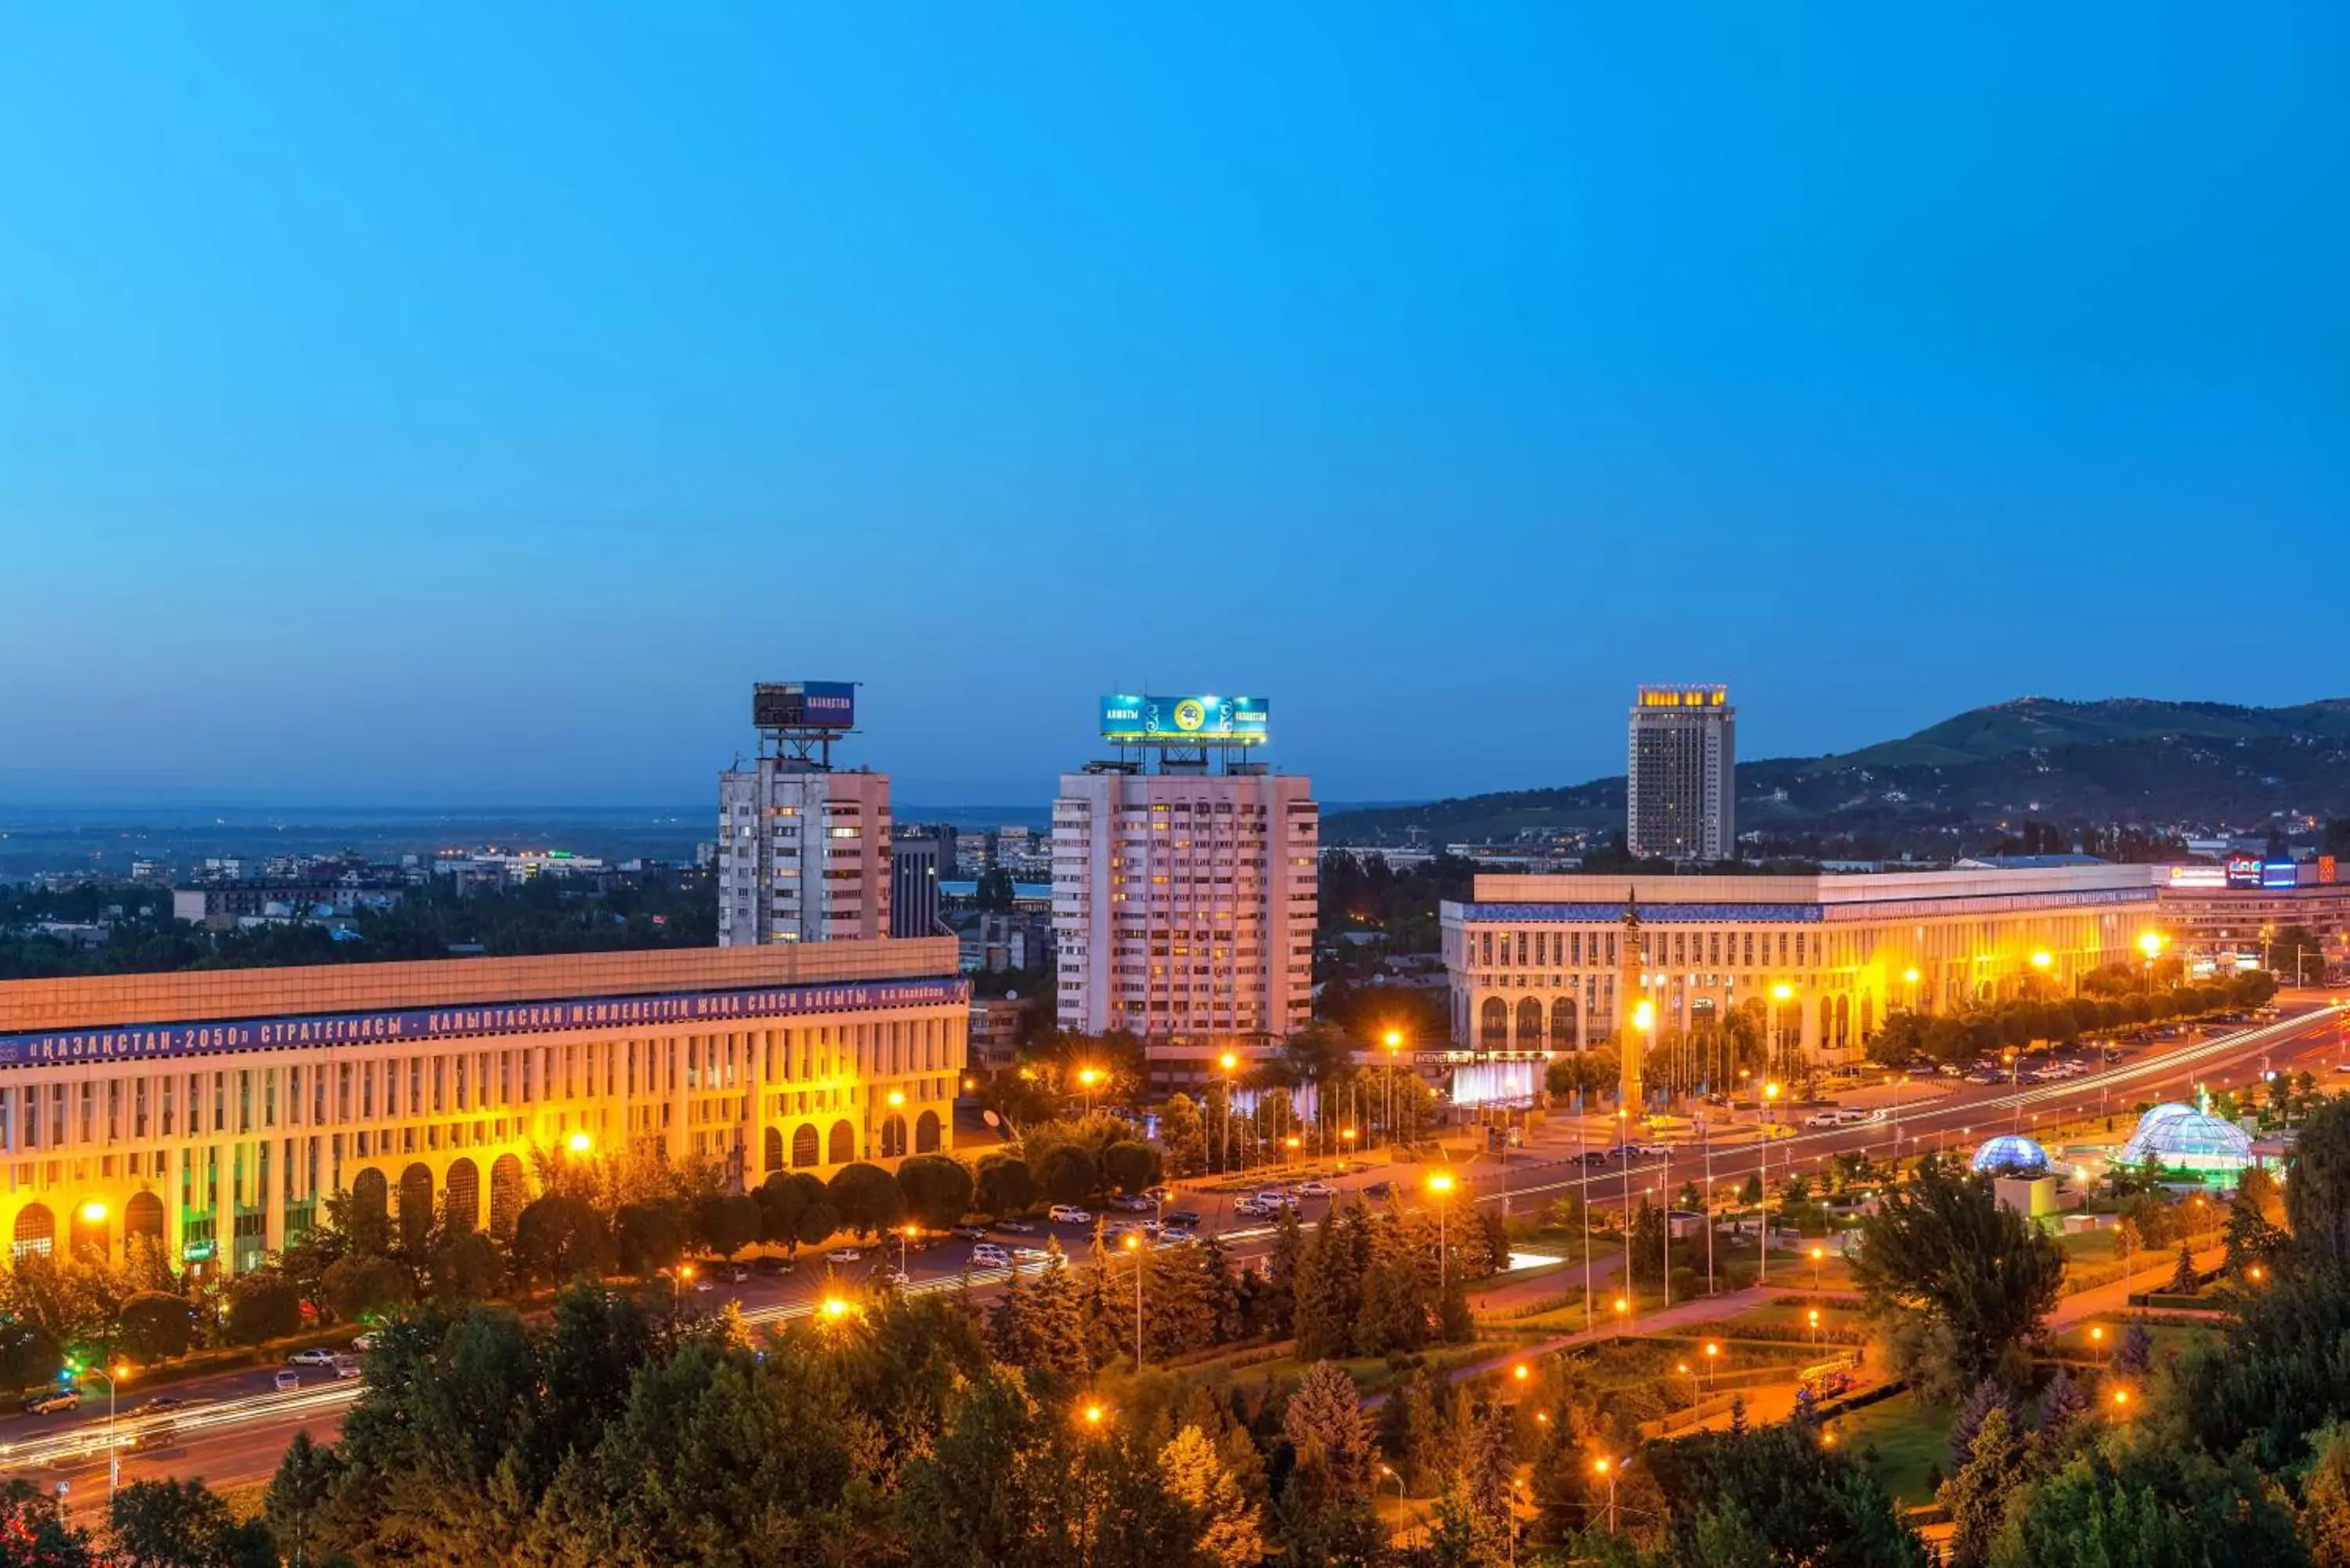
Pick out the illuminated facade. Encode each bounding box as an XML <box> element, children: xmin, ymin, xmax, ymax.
<box><xmin>1441</xmin><ymin>865</ymin><xmax>2163</xmax><ymax>1060</ymax></box>
<box><xmin>1051</xmin><ymin>766</ymin><xmax>1318</xmax><ymax>1073</ymax></box>
<box><xmin>718</xmin><ymin>764</ymin><xmax>893</xmax><ymax>945</ymax></box>
<box><xmin>1627</xmin><ymin>685</ymin><xmax>1735</xmax><ymax>862</ymax></box>
<box><xmin>0</xmin><ymin>940</ymin><xmax>965</xmax><ymax>1276</ymax></box>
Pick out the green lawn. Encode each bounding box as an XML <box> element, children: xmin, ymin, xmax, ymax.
<box><xmin>1834</xmin><ymin>1390</ymin><xmax>1953</xmax><ymax>1508</ymax></box>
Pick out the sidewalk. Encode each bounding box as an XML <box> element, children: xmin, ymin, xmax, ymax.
<box><xmin>2048</xmin><ymin>1245</ymin><xmax>2227</xmax><ymax>1327</ymax></box>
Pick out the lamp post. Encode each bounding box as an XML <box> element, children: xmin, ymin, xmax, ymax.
<box><xmin>2139</xmin><ymin>931</ymin><xmax>2165</xmax><ymax>996</ymax></box>
<box><xmin>1427</xmin><ymin>1172</ymin><xmax>1455</xmax><ymax>1289</ymax></box>
<box><xmin>1122</xmin><ymin>1232</ymin><xmax>1145</xmax><ymax>1366</ymax></box>
<box><xmin>1218</xmin><ymin>1053</ymin><xmax>1239</xmax><ymax>1176</ymax></box>
<box><xmin>1703</xmin><ymin>1340</ymin><xmax>1720</xmax><ymax>1393</ymax></box>
<box><xmin>1770</xmin><ymin>984</ymin><xmax>1793</xmax><ymax>1082</ymax></box>
<box><xmin>566</xmin><ymin>1130</ymin><xmax>593</xmax><ymax>1156</ymax></box>
<box><xmin>77</xmin><ymin>1361</ymin><xmax>128</xmax><ymax>1504</ymax></box>
<box><xmin>1383</xmin><ymin>1030</ymin><xmax>1404</xmax><ymax>1151</ymax></box>
<box><xmin>1759</xmin><ymin>1081</ymin><xmax>1781</xmax><ymax>1285</ymax></box>
<box><xmin>1076</xmin><ymin>1068</ymin><xmax>1101</xmax><ymax>1119</ymax></box>
<box><xmin>1593</xmin><ymin>1456</ymin><xmax>1620</xmax><ymax>1535</ymax></box>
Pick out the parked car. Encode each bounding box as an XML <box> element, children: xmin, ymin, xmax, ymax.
<box><xmin>1294</xmin><ymin>1180</ymin><xmax>1336</xmax><ymax>1198</ymax></box>
<box><xmin>1142</xmin><ymin>1186</ymin><xmax>1173</xmax><ymax>1204</ymax></box>
<box><xmin>1254</xmin><ymin>1191</ymin><xmax>1300</xmax><ymax>1210</ymax></box>
<box><xmin>876</xmin><ymin>1268</ymin><xmax>910</xmax><ymax>1289</ymax></box>
<box><xmin>1107</xmin><ymin>1194</ymin><xmax>1154</xmax><ymax>1212</ymax></box>
<box><xmin>349</xmin><ymin>1334</ymin><xmax>378</xmax><ymax>1353</ymax></box>
<box><xmin>692</xmin><ymin>1276</ymin><xmax>715</xmax><ymax>1293</ymax></box>
<box><xmin>728</xmin><ymin>1266</ymin><xmax>750</xmax><ymax>1284</ymax></box>
<box><xmin>1164</xmin><ymin>1209</ymin><xmax>1204</xmax><ymax>1227</ymax></box>
<box><xmin>273</xmin><ymin>1371</ymin><xmax>302</xmax><ymax>1393</ymax></box>
<box><xmin>1361</xmin><ymin>1182</ymin><xmax>1393</xmax><ymax>1199</ymax></box>
<box><xmin>1232</xmin><ymin>1199</ymin><xmax>1271</xmax><ymax>1219</ymax></box>
<box><xmin>995</xmin><ymin>1218</ymin><xmax>1036</xmax><ymax>1234</ymax></box>
<box><xmin>827</xmin><ymin>1248</ymin><xmax>865</xmax><ymax>1264</ymax></box>
<box><xmin>287</xmin><ymin>1347</ymin><xmax>338</xmax><ymax>1366</ymax></box>
<box><xmin>20</xmin><ymin>1390</ymin><xmax>78</xmax><ymax>1416</ymax></box>
<box><xmin>971</xmin><ymin>1243</ymin><xmax>1011</xmax><ymax>1268</ymax></box>
<box><xmin>753</xmin><ymin>1255</ymin><xmax>796</xmax><ymax>1275</ymax></box>
<box><xmin>952</xmin><ymin>1224</ymin><xmax>990</xmax><ymax>1241</ymax></box>
<box><xmin>1047</xmin><ymin>1205</ymin><xmax>1094</xmax><ymax>1225</ymax></box>
<box><xmin>331</xmin><ymin>1357</ymin><xmax>363</xmax><ymax>1380</ymax></box>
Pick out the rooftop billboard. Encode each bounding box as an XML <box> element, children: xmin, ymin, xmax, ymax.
<box><xmin>754</xmin><ymin>681</ymin><xmax>855</xmax><ymax>731</ymax></box>
<box><xmin>1099</xmin><ymin>694</ymin><xmax>1269</xmax><ymax>745</ymax></box>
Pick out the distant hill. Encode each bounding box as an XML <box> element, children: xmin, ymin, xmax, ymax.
<box><xmin>1324</xmin><ymin>696</ymin><xmax>2350</xmax><ymax>847</ymax></box>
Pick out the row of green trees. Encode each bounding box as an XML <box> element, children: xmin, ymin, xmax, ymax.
<box><xmin>1870</xmin><ymin>968</ymin><xmax>2278</xmax><ymax>1067</ymax></box>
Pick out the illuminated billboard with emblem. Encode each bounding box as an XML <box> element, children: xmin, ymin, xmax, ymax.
<box><xmin>753</xmin><ymin>681</ymin><xmax>855</xmax><ymax>731</ymax></box>
<box><xmin>1099</xmin><ymin>695</ymin><xmax>1270</xmax><ymax>745</ymax></box>
<box><xmin>2226</xmin><ymin>854</ymin><xmax>2264</xmax><ymax>888</ymax></box>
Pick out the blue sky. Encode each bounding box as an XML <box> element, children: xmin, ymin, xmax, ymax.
<box><xmin>2</xmin><ymin>5</ymin><xmax>2344</xmax><ymax>807</ymax></box>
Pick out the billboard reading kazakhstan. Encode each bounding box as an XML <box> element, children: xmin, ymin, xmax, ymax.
<box><xmin>1099</xmin><ymin>695</ymin><xmax>1270</xmax><ymax>745</ymax></box>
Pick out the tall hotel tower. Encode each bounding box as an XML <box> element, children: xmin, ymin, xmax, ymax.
<box><xmin>1626</xmin><ymin>685</ymin><xmax>1736</xmax><ymax>862</ymax></box>
<box><xmin>1051</xmin><ymin>695</ymin><xmax>1316</xmax><ymax>1082</ymax></box>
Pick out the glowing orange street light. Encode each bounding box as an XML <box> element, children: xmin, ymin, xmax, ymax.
<box><xmin>887</xmin><ymin>1089</ymin><xmax>906</xmax><ymax>1109</ymax></box>
<box><xmin>1593</xmin><ymin>1456</ymin><xmax>1620</xmax><ymax>1534</ymax></box>
<box><xmin>1427</xmin><ymin>1171</ymin><xmax>1456</xmax><ymax>1286</ymax></box>
<box><xmin>78</xmin><ymin>1201</ymin><xmax>107</xmax><ymax>1225</ymax></box>
<box><xmin>1902</xmin><ymin>967</ymin><xmax>1921</xmax><ymax>986</ymax></box>
<box><xmin>2111</xmin><ymin>1386</ymin><xmax>2132</xmax><ymax>1412</ymax></box>
<box><xmin>1219</xmin><ymin>1053</ymin><xmax>1238</xmax><ymax>1071</ymax></box>
<box><xmin>1513</xmin><ymin>1364</ymin><xmax>1530</xmax><ymax>1383</ymax></box>
<box><xmin>566</xmin><ymin>1131</ymin><xmax>593</xmax><ymax>1154</ymax></box>
<box><xmin>2031</xmin><ymin>951</ymin><xmax>2052</xmax><ymax>970</ymax></box>
<box><xmin>1081</xmin><ymin>1402</ymin><xmax>1107</xmax><ymax>1428</ymax></box>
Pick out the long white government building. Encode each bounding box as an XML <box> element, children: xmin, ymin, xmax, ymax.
<box><xmin>1441</xmin><ymin>864</ymin><xmax>2165</xmax><ymax>1057</ymax></box>
<box><xmin>0</xmin><ymin>939</ymin><xmax>966</xmax><ymax>1274</ymax></box>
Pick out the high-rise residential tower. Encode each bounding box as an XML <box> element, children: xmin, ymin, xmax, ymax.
<box><xmin>1626</xmin><ymin>685</ymin><xmax>1736</xmax><ymax>862</ymax></box>
<box><xmin>1052</xmin><ymin>695</ymin><xmax>1316</xmax><ymax>1081</ymax></box>
<box><xmin>717</xmin><ymin>682</ymin><xmax>891</xmax><ymax>945</ymax></box>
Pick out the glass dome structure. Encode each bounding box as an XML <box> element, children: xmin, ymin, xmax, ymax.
<box><xmin>1970</xmin><ymin>1134</ymin><xmax>2052</xmax><ymax>1178</ymax></box>
<box><xmin>2117</xmin><ymin>1107</ymin><xmax>2254</xmax><ymax>1174</ymax></box>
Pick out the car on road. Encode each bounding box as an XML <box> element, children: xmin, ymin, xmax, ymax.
<box><xmin>995</xmin><ymin>1218</ymin><xmax>1036</xmax><ymax>1234</ymax></box>
<box><xmin>827</xmin><ymin>1248</ymin><xmax>865</xmax><ymax>1264</ymax></box>
<box><xmin>1632</xmin><ymin>1142</ymin><xmax>1673</xmax><ymax>1157</ymax></box>
<box><xmin>1803</xmin><ymin>1111</ymin><xmax>1840</xmax><ymax>1129</ymax></box>
<box><xmin>1011</xmin><ymin>1246</ymin><xmax>1061</xmax><ymax>1266</ymax></box>
<box><xmin>349</xmin><ymin>1333</ymin><xmax>378</xmax><ymax>1353</ymax></box>
<box><xmin>971</xmin><ymin>1243</ymin><xmax>1011</xmax><ymax>1268</ymax></box>
<box><xmin>1047</xmin><ymin>1205</ymin><xmax>1094</xmax><ymax>1225</ymax></box>
<box><xmin>876</xmin><ymin>1268</ymin><xmax>910</xmax><ymax>1290</ymax></box>
<box><xmin>952</xmin><ymin>1224</ymin><xmax>990</xmax><ymax>1241</ymax></box>
<box><xmin>692</xmin><ymin>1276</ymin><xmax>715</xmax><ymax>1293</ymax></box>
<box><xmin>1254</xmin><ymin>1191</ymin><xmax>1300</xmax><ymax>1210</ymax></box>
<box><xmin>753</xmin><ymin>1255</ymin><xmax>797</xmax><ymax>1275</ymax></box>
<box><xmin>287</xmin><ymin>1347</ymin><xmax>339</xmax><ymax>1366</ymax></box>
<box><xmin>1232</xmin><ymin>1198</ymin><xmax>1271</xmax><ymax>1219</ymax></box>
<box><xmin>1164</xmin><ymin>1209</ymin><xmax>1203</xmax><ymax>1227</ymax></box>
<box><xmin>1157</xmin><ymin>1227</ymin><xmax>1195</xmax><ymax>1245</ymax></box>
<box><xmin>1107</xmin><ymin>1194</ymin><xmax>1154</xmax><ymax>1212</ymax></box>
<box><xmin>1574</xmin><ymin>1151</ymin><xmax>1612</xmax><ymax>1166</ymax></box>
<box><xmin>273</xmin><ymin>1371</ymin><xmax>302</xmax><ymax>1393</ymax></box>
<box><xmin>729</xmin><ymin>1266</ymin><xmax>750</xmax><ymax>1284</ymax></box>
<box><xmin>1294</xmin><ymin>1180</ymin><xmax>1336</xmax><ymax>1198</ymax></box>
<box><xmin>129</xmin><ymin>1396</ymin><xmax>191</xmax><ymax>1418</ymax></box>
<box><xmin>1831</xmin><ymin>1108</ymin><xmax>1870</xmax><ymax>1125</ymax></box>
<box><xmin>20</xmin><ymin>1390</ymin><xmax>78</xmax><ymax>1415</ymax></box>
<box><xmin>1361</xmin><ymin>1182</ymin><xmax>1394</xmax><ymax>1198</ymax></box>
<box><xmin>331</xmin><ymin>1357</ymin><xmax>363</xmax><ymax>1380</ymax></box>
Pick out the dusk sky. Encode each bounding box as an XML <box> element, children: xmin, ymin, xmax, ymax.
<box><xmin>3</xmin><ymin>5</ymin><xmax>2344</xmax><ymax>809</ymax></box>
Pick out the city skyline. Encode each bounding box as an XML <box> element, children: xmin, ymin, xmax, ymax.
<box><xmin>5</xmin><ymin>5</ymin><xmax>2346</xmax><ymax>807</ymax></box>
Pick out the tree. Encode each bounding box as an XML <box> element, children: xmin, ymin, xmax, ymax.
<box><xmin>1987</xmin><ymin>1429</ymin><xmax>2301</xmax><ymax>1567</ymax></box>
<box><xmin>1282</xmin><ymin>1361</ymin><xmax>1378</xmax><ymax>1501</ymax></box>
<box><xmin>974</xmin><ymin>1156</ymin><xmax>1036</xmax><ymax>1219</ymax></box>
<box><xmin>1643</xmin><ymin>1421</ymin><xmax>1930</xmax><ymax>1567</ymax></box>
<box><xmin>1849</xmin><ymin>1160</ymin><xmax>2064</xmax><ymax>1391</ymax></box>
<box><xmin>321</xmin><ymin>1253</ymin><xmax>414</xmax><ymax>1323</ymax></box>
<box><xmin>1159</xmin><ymin>1422</ymin><xmax>1266</xmax><ymax>1568</ymax></box>
<box><xmin>2167</xmin><ymin>1239</ymin><xmax>2199</xmax><ymax>1295</ymax></box>
<box><xmin>0</xmin><ymin>1321</ymin><xmax>61</xmax><ymax>1393</ymax></box>
<box><xmin>1455</xmin><ymin>1403</ymin><xmax>1514</xmax><ymax>1558</ymax></box>
<box><xmin>428</xmin><ymin>1230</ymin><xmax>505</xmax><ymax>1307</ymax></box>
<box><xmin>512</xmin><ymin>1194</ymin><xmax>607</xmax><ymax>1285</ymax></box>
<box><xmin>109</xmin><ymin>1478</ymin><xmax>273</xmax><ymax>1568</ymax></box>
<box><xmin>266</xmin><ymin>1430</ymin><xmax>342</xmax><ymax>1568</ymax></box>
<box><xmin>756</xmin><ymin>1172</ymin><xmax>827</xmax><ymax>1252</ymax></box>
<box><xmin>614</xmin><ymin>1199</ymin><xmax>688</xmax><ymax>1276</ymax></box>
<box><xmin>2290</xmin><ymin>1097</ymin><xmax>2350</xmax><ymax>1266</ymax></box>
<box><xmin>1101</xmin><ymin>1140</ymin><xmax>1161</xmax><ymax>1196</ymax></box>
<box><xmin>2302</xmin><ymin>1421</ymin><xmax>2350</xmax><ymax>1568</ymax></box>
<box><xmin>115</xmin><ymin>1291</ymin><xmax>194</xmax><ymax>1363</ymax></box>
<box><xmin>895</xmin><ymin>1155</ymin><xmax>977</xmax><ymax>1230</ymax></box>
<box><xmin>2269</xmin><ymin>923</ymin><xmax>2326</xmax><ymax>983</ymax></box>
<box><xmin>222</xmin><ymin>1269</ymin><xmax>302</xmax><ymax>1346</ymax></box>
<box><xmin>695</xmin><ymin>1194</ymin><xmax>763</xmax><ymax>1260</ymax></box>
<box><xmin>827</xmin><ymin>1163</ymin><xmax>907</xmax><ymax>1238</ymax></box>
<box><xmin>1160</xmin><ymin>1094</ymin><xmax>1207</xmax><ymax>1180</ymax></box>
<box><xmin>1036</xmin><ymin>1143</ymin><xmax>1099</xmax><ymax>1205</ymax></box>
<box><xmin>0</xmin><ymin>1478</ymin><xmax>92</xmax><ymax>1566</ymax></box>
<box><xmin>1947</xmin><ymin>1378</ymin><xmax>2017</xmax><ymax>1473</ymax></box>
<box><xmin>1941</xmin><ymin>1404</ymin><xmax>2023</xmax><ymax>1568</ymax></box>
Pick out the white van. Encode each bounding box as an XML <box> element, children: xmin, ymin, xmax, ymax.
<box><xmin>1047</xmin><ymin>1205</ymin><xmax>1093</xmax><ymax>1225</ymax></box>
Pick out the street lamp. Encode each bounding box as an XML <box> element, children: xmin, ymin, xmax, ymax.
<box><xmin>1218</xmin><ymin>1053</ymin><xmax>1240</xmax><ymax>1175</ymax></box>
<box><xmin>1076</xmin><ymin>1068</ymin><xmax>1100</xmax><ymax>1118</ymax></box>
<box><xmin>1593</xmin><ymin>1456</ymin><xmax>1620</xmax><ymax>1534</ymax></box>
<box><xmin>2139</xmin><ymin>931</ymin><xmax>2165</xmax><ymax>995</ymax></box>
<box><xmin>566</xmin><ymin>1130</ymin><xmax>593</xmax><ymax>1156</ymax></box>
<box><xmin>1427</xmin><ymin>1172</ymin><xmax>1455</xmax><ymax>1288</ymax></box>
<box><xmin>1123</xmin><ymin>1232</ymin><xmax>1146</xmax><ymax>1365</ymax></box>
<box><xmin>819</xmin><ymin>1295</ymin><xmax>857</xmax><ymax>1322</ymax></box>
<box><xmin>1759</xmin><ymin>1082</ymin><xmax>1782</xmax><ymax>1287</ymax></box>
<box><xmin>1770</xmin><ymin>983</ymin><xmax>1794</xmax><ymax>1081</ymax></box>
<box><xmin>1703</xmin><ymin>1340</ymin><xmax>1720</xmax><ymax>1393</ymax></box>
<box><xmin>1807</xmin><ymin>1306</ymin><xmax>1821</xmax><ymax>1346</ymax></box>
<box><xmin>1383</xmin><ymin>1030</ymin><xmax>1405</xmax><ymax>1151</ymax></box>
<box><xmin>1810</xmin><ymin>1244</ymin><xmax>1825</xmax><ymax>1292</ymax></box>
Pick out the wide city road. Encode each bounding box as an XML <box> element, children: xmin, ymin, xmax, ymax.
<box><xmin>4</xmin><ymin>997</ymin><xmax>2338</xmax><ymax>1497</ymax></box>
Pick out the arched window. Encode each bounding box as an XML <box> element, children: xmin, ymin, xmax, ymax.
<box><xmin>916</xmin><ymin>1110</ymin><xmax>942</xmax><ymax>1154</ymax></box>
<box><xmin>1480</xmin><ymin>998</ymin><xmax>1509</xmax><ymax>1050</ymax></box>
<box><xmin>12</xmin><ymin>1203</ymin><xmax>53</xmax><ymax>1261</ymax></box>
<box><xmin>444</xmin><ymin>1158</ymin><xmax>481</xmax><ymax>1234</ymax></box>
<box><xmin>1835</xmin><ymin>994</ymin><xmax>1851</xmax><ymax>1047</ymax></box>
<box><xmin>764</xmin><ymin>1126</ymin><xmax>785</xmax><ymax>1174</ymax></box>
<box><xmin>879</xmin><ymin>1115</ymin><xmax>908</xmax><ymax>1159</ymax></box>
<box><xmin>1515</xmin><ymin>997</ymin><xmax>1545</xmax><ymax>1050</ymax></box>
<box><xmin>125</xmin><ymin>1191</ymin><xmax>165</xmax><ymax>1243</ymax></box>
<box><xmin>68</xmin><ymin>1203</ymin><xmax>107</xmax><ymax>1262</ymax></box>
<box><xmin>827</xmin><ymin>1120</ymin><xmax>855</xmax><ymax>1165</ymax></box>
<box><xmin>352</xmin><ymin>1168</ymin><xmax>389</xmax><ymax>1222</ymax></box>
<box><xmin>793</xmin><ymin>1125</ymin><xmax>821</xmax><ymax>1168</ymax></box>
<box><xmin>399</xmin><ymin>1165</ymin><xmax>435</xmax><ymax>1252</ymax></box>
<box><xmin>490</xmin><ymin>1155</ymin><xmax>527</xmax><ymax>1236</ymax></box>
<box><xmin>1550</xmin><ymin>996</ymin><xmax>1578</xmax><ymax>1046</ymax></box>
